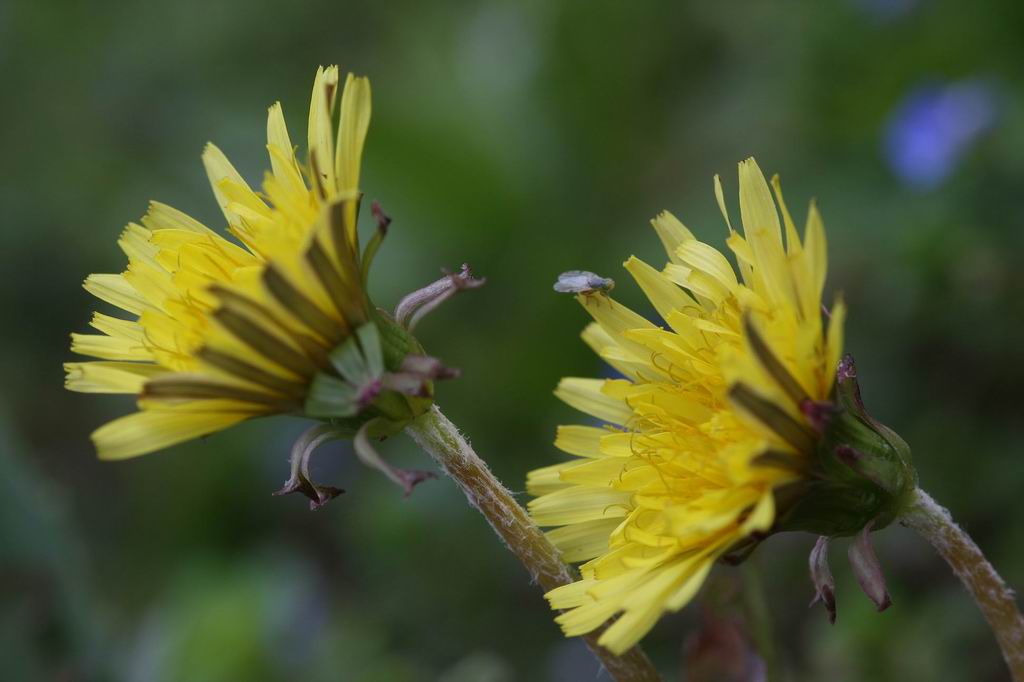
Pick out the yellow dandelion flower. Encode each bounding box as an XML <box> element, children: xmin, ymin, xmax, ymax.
<box><xmin>528</xmin><ymin>158</ymin><xmax>867</xmax><ymax>654</ymax></box>
<box><xmin>65</xmin><ymin>66</ymin><xmax>466</xmax><ymax>474</ymax></box>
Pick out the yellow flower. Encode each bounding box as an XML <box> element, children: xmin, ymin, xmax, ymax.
<box><xmin>65</xmin><ymin>66</ymin><xmax>409</xmax><ymax>461</ymax></box>
<box><xmin>527</xmin><ymin>158</ymin><xmax>846</xmax><ymax>654</ymax></box>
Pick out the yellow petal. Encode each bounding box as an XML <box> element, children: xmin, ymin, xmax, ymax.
<box><xmin>713</xmin><ymin>174</ymin><xmax>734</xmax><ymax>232</ymax></box>
<box><xmin>649</xmin><ymin>210</ymin><xmax>695</xmax><ymax>265</ymax></box>
<box><xmin>578</xmin><ymin>295</ymin><xmax>669</xmax><ymax>379</ymax></box>
<box><xmin>546</xmin><ymin>578</ymin><xmax>598</xmax><ymax>608</ymax></box>
<box><xmin>70</xmin><ymin>333</ymin><xmax>152</xmax><ymax>361</ymax></box>
<box><xmin>801</xmin><ymin>199</ymin><xmax>828</xmax><ymax>321</ymax></box>
<box><xmin>725</xmin><ymin>230</ymin><xmax>757</xmax><ymax>289</ymax></box>
<box><xmin>266</xmin><ymin>102</ymin><xmax>306</xmax><ymax>194</ymax></box>
<box><xmin>89</xmin><ymin>312</ymin><xmax>144</xmax><ymax>342</ymax></box>
<box><xmin>738</xmin><ymin>158</ymin><xmax>796</xmax><ymax>311</ymax></box>
<box><xmin>825</xmin><ymin>295</ymin><xmax>846</xmax><ymax>394</ymax></box>
<box><xmin>770</xmin><ymin>173</ymin><xmax>802</xmax><ymax>256</ymax></box>
<box><xmin>598</xmin><ymin>561</ymin><xmax>692</xmax><ymax>653</ymax></box>
<box><xmin>675</xmin><ymin>240</ymin><xmax>738</xmax><ymax>294</ymax></box>
<box><xmin>64</xmin><ymin>361</ymin><xmax>164</xmax><ymax>393</ymax></box>
<box><xmin>738</xmin><ymin>158</ymin><xmax>782</xmax><ymax>250</ymax></box>
<box><xmin>202</xmin><ymin>143</ymin><xmax>257</xmax><ymax>226</ymax></box>
<box><xmin>581</xmin><ymin>322</ymin><xmax>649</xmax><ymax>380</ymax></box>
<box><xmin>526</xmin><ymin>461</ymin><xmax>575</xmax><ymax>496</ymax></box>
<box><xmin>555</xmin><ymin>594</ymin><xmax>622</xmax><ymax>636</ymax></box>
<box><xmin>92</xmin><ymin>407</ymin><xmax>251</xmax><ymax>460</ymax></box>
<box><xmin>554</xmin><ymin>425</ymin><xmax>607</xmax><ymax>458</ymax></box>
<box><xmin>547</xmin><ymin>520</ymin><xmax>621</xmax><ymax>563</ymax></box>
<box><xmin>663</xmin><ymin>556</ymin><xmax>714</xmax><ymax>610</ymax></box>
<box><xmin>335</xmin><ymin>73</ymin><xmax>371</xmax><ymax>195</ymax></box>
<box><xmin>84</xmin><ymin>274</ymin><xmax>151</xmax><ymax>316</ymax></box>
<box><xmin>739</xmin><ymin>488</ymin><xmax>775</xmax><ymax>534</ymax></box>
<box><xmin>624</xmin><ymin>256</ymin><xmax>696</xmax><ymax>323</ymax></box>
<box><xmin>559</xmin><ymin>457</ymin><xmax>630</xmax><ymax>487</ymax></box>
<box><xmin>663</xmin><ymin>263</ymin><xmax>730</xmax><ymax>307</ymax></box>
<box><xmin>554</xmin><ymin>378</ymin><xmax>633</xmax><ymax>425</ymax></box>
<box><xmin>142</xmin><ymin>200</ymin><xmax>211</xmax><ymax>234</ymax></box>
<box><xmin>123</xmin><ymin>259</ymin><xmax>176</xmax><ymax>311</ymax></box>
<box><xmin>528</xmin><ymin>486</ymin><xmax>632</xmax><ymax>526</ymax></box>
<box><xmin>307</xmin><ymin>65</ymin><xmax>339</xmax><ymax>195</ymax></box>
<box><xmin>118</xmin><ymin>223</ymin><xmax>158</xmax><ymax>267</ymax></box>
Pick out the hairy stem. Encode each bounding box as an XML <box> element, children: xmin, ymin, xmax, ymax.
<box><xmin>405</xmin><ymin>405</ymin><xmax>662</xmax><ymax>682</ymax></box>
<box><xmin>900</xmin><ymin>487</ymin><xmax>1024</xmax><ymax>680</ymax></box>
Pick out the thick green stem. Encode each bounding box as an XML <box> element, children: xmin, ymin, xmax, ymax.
<box><xmin>405</xmin><ymin>405</ymin><xmax>662</xmax><ymax>682</ymax></box>
<box><xmin>900</xmin><ymin>487</ymin><xmax>1024</xmax><ymax>680</ymax></box>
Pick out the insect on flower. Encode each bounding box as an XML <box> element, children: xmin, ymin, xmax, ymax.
<box><xmin>553</xmin><ymin>271</ymin><xmax>616</xmax><ymax>299</ymax></box>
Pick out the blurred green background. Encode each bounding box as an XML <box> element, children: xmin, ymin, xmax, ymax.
<box><xmin>3</xmin><ymin>0</ymin><xmax>1023</xmax><ymax>680</ymax></box>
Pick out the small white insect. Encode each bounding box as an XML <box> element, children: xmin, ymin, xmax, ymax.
<box><xmin>553</xmin><ymin>270</ymin><xmax>615</xmax><ymax>295</ymax></box>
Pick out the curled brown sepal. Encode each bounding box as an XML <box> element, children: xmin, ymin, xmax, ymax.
<box><xmin>809</xmin><ymin>536</ymin><xmax>837</xmax><ymax>624</ymax></box>
<box><xmin>273</xmin><ymin>423</ymin><xmax>348</xmax><ymax>510</ymax></box>
<box><xmin>371</xmin><ymin>200</ymin><xmax>392</xmax><ymax>234</ymax></box>
<box><xmin>360</xmin><ymin>201</ymin><xmax>391</xmax><ymax>286</ymax></box>
<box><xmin>393</xmin><ymin>264</ymin><xmax>486</xmax><ymax>331</ymax></box>
<box><xmin>380</xmin><ymin>355</ymin><xmax>462</xmax><ymax>398</ymax></box>
<box><xmin>354</xmin><ymin>418</ymin><xmax>436</xmax><ymax>496</ymax></box>
<box><xmin>836</xmin><ymin>354</ymin><xmax>862</xmax><ymax>408</ymax></box>
<box><xmin>848</xmin><ymin>522</ymin><xmax>892</xmax><ymax>612</ymax></box>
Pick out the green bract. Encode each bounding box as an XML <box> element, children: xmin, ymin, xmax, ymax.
<box><xmin>773</xmin><ymin>354</ymin><xmax>916</xmax><ymax>538</ymax></box>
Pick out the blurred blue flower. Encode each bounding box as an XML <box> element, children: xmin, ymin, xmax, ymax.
<box><xmin>884</xmin><ymin>79</ymin><xmax>997</xmax><ymax>189</ymax></box>
<box><xmin>854</xmin><ymin>0</ymin><xmax>920</xmax><ymax>22</ymax></box>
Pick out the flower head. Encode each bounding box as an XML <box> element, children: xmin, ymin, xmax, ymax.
<box><xmin>66</xmin><ymin>67</ymin><xmax>461</xmax><ymax>467</ymax></box>
<box><xmin>528</xmin><ymin>159</ymin><xmax>912</xmax><ymax>654</ymax></box>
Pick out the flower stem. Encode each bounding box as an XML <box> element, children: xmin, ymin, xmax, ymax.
<box><xmin>404</xmin><ymin>405</ymin><xmax>662</xmax><ymax>682</ymax></box>
<box><xmin>900</xmin><ymin>487</ymin><xmax>1024</xmax><ymax>680</ymax></box>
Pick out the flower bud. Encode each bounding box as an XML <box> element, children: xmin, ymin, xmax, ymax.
<box><xmin>773</xmin><ymin>354</ymin><xmax>917</xmax><ymax>538</ymax></box>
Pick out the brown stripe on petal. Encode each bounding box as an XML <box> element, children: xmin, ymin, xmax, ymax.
<box><xmin>197</xmin><ymin>347</ymin><xmax>309</xmax><ymax>400</ymax></box>
<box><xmin>142</xmin><ymin>375</ymin><xmax>298</xmax><ymax>410</ymax></box>
<box><xmin>324</xmin><ymin>78</ymin><xmax>338</xmax><ymax>111</ymax></box>
<box><xmin>262</xmin><ymin>264</ymin><xmax>340</xmax><ymax>342</ymax></box>
<box><xmin>751</xmin><ymin>449</ymin><xmax>809</xmax><ymax>474</ymax></box>
<box><xmin>308</xmin><ymin>150</ymin><xmax>328</xmax><ymax>201</ymax></box>
<box><xmin>328</xmin><ymin>200</ymin><xmax>346</xmax><ymax>251</ymax></box>
<box><xmin>729</xmin><ymin>383</ymin><xmax>817</xmax><ymax>453</ymax></box>
<box><xmin>210</xmin><ymin>285</ymin><xmax>330</xmax><ymax>370</ymax></box>
<box><xmin>212</xmin><ymin>305</ymin><xmax>320</xmax><ymax>379</ymax></box>
<box><xmin>306</xmin><ymin>236</ymin><xmax>361</xmax><ymax>326</ymax></box>
<box><xmin>743</xmin><ymin>314</ymin><xmax>809</xmax><ymax>405</ymax></box>
<box><xmin>327</xmin><ymin>200</ymin><xmax>361</xmax><ymax>275</ymax></box>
